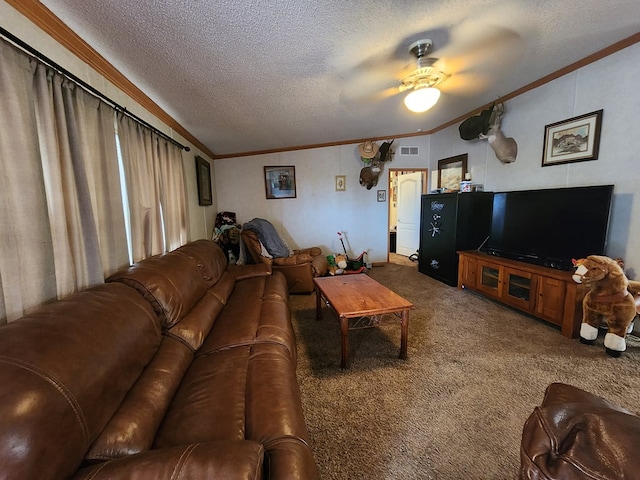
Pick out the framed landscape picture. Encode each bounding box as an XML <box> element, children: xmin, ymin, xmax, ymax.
<box><xmin>542</xmin><ymin>109</ymin><xmax>603</xmax><ymax>166</ymax></box>
<box><xmin>264</xmin><ymin>166</ymin><xmax>297</xmax><ymax>199</ymax></box>
<box><xmin>437</xmin><ymin>154</ymin><xmax>468</xmax><ymax>191</ymax></box>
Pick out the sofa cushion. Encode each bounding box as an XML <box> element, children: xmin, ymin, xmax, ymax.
<box><xmin>0</xmin><ymin>283</ymin><xmax>160</xmax><ymax>480</ymax></box>
<box><xmin>107</xmin><ymin>251</ymin><xmax>209</xmax><ymax>328</ymax></box>
<box><xmin>198</xmin><ymin>274</ymin><xmax>296</xmax><ymax>360</ymax></box>
<box><xmin>74</xmin><ymin>440</ymin><xmax>264</xmax><ymax>480</ymax></box>
<box><xmin>245</xmin><ymin>342</ymin><xmax>310</xmax><ymax>444</ymax></box>
<box><xmin>85</xmin><ymin>336</ymin><xmax>194</xmax><ymax>460</ymax></box>
<box><xmin>154</xmin><ymin>346</ymin><xmax>251</xmax><ymax>448</ymax></box>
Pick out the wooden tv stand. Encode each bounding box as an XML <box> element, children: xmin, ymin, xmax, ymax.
<box><xmin>457</xmin><ymin>251</ymin><xmax>585</xmax><ymax>338</ymax></box>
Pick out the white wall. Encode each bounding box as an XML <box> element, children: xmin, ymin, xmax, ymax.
<box><xmin>0</xmin><ymin>1</ymin><xmax>217</xmax><ymax>242</ymax></box>
<box><xmin>427</xmin><ymin>42</ymin><xmax>640</xmax><ymax>277</ymax></box>
<box><xmin>217</xmin><ymin>42</ymin><xmax>640</xmax><ymax>274</ymax></box>
<box><xmin>214</xmin><ymin>140</ymin><xmax>431</xmax><ymax>262</ymax></box>
<box><xmin>3</xmin><ymin>1</ymin><xmax>639</xmax><ymax>273</ymax></box>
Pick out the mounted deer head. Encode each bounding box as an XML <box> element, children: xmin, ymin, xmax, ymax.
<box><xmin>479</xmin><ymin>102</ymin><xmax>517</xmax><ymax>164</ymax></box>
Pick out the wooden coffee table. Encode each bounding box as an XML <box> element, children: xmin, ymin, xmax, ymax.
<box><xmin>314</xmin><ymin>274</ymin><xmax>414</xmax><ymax>368</ymax></box>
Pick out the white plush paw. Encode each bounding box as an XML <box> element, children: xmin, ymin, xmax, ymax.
<box><xmin>580</xmin><ymin>323</ymin><xmax>599</xmax><ymax>341</ymax></box>
<box><xmin>627</xmin><ymin>322</ymin><xmax>635</xmax><ymax>334</ymax></box>
<box><xmin>604</xmin><ymin>332</ymin><xmax>626</xmax><ymax>352</ymax></box>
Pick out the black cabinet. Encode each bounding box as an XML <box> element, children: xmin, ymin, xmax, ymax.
<box><xmin>419</xmin><ymin>192</ymin><xmax>493</xmax><ymax>286</ymax></box>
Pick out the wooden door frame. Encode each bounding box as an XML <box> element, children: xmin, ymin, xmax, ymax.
<box><xmin>387</xmin><ymin>168</ymin><xmax>429</xmax><ymax>262</ymax></box>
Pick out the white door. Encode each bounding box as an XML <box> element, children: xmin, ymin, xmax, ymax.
<box><xmin>396</xmin><ymin>171</ymin><xmax>422</xmax><ymax>256</ymax></box>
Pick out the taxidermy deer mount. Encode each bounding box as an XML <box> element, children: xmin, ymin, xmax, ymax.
<box><xmin>459</xmin><ymin>102</ymin><xmax>517</xmax><ymax>164</ymax></box>
<box><xmin>481</xmin><ymin>102</ymin><xmax>517</xmax><ymax>164</ymax></box>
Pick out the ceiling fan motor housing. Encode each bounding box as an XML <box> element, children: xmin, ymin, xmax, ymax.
<box><xmin>401</xmin><ymin>39</ymin><xmax>448</xmax><ymax>92</ymax></box>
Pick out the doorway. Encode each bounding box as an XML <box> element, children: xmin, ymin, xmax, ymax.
<box><xmin>388</xmin><ymin>168</ymin><xmax>428</xmax><ymax>264</ymax></box>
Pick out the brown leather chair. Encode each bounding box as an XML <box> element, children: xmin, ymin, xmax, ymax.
<box><xmin>520</xmin><ymin>382</ymin><xmax>640</xmax><ymax>479</ymax></box>
<box><xmin>241</xmin><ymin>228</ymin><xmax>328</xmax><ymax>294</ymax></box>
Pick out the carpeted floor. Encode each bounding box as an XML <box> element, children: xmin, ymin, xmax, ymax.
<box><xmin>290</xmin><ymin>263</ymin><xmax>640</xmax><ymax>480</ymax></box>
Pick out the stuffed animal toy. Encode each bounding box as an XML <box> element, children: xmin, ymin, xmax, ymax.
<box><xmin>572</xmin><ymin>255</ymin><xmax>640</xmax><ymax>356</ymax></box>
<box><xmin>327</xmin><ymin>254</ymin><xmax>348</xmax><ymax>275</ymax></box>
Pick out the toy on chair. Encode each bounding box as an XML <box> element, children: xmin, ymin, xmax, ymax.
<box><xmin>572</xmin><ymin>255</ymin><xmax>640</xmax><ymax>357</ymax></box>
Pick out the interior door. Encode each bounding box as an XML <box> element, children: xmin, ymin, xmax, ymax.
<box><xmin>396</xmin><ymin>171</ymin><xmax>422</xmax><ymax>256</ymax></box>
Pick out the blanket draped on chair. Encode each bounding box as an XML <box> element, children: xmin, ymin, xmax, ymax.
<box><xmin>242</xmin><ymin>218</ymin><xmax>292</xmax><ymax>258</ymax></box>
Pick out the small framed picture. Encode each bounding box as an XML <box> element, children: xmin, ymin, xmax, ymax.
<box><xmin>195</xmin><ymin>156</ymin><xmax>212</xmax><ymax>206</ymax></box>
<box><xmin>542</xmin><ymin>110</ymin><xmax>603</xmax><ymax>166</ymax></box>
<box><xmin>264</xmin><ymin>166</ymin><xmax>296</xmax><ymax>199</ymax></box>
<box><xmin>335</xmin><ymin>175</ymin><xmax>346</xmax><ymax>191</ymax></box>
<box><xmin>377</xmin><ymin>190</ymin><xmax>386</xmax><ymax>202</ymax></box>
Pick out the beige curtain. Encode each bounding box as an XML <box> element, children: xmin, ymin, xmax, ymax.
<box><xmin>0</xmin><ymin>40</ymin><xmax>57</xmax><ymax>323</ymax></box>
<box><xmin>157</xmin><ymin>139</ymin><xmax>188</xmax><ymax>251</ymax></box>
<box><xmin>117</xmin><ymin>114</ymin><xmax>163</xmax><ymax>261</ymax></box>
<box><xmin>117</xmin><ymin>114</ymin><xmax>188</xmax><ymax>260</ymax></box>
<box><xmin>0</xmin><ymin>39</ymin><xmax>128</xmax><ymax>324</ymax></box>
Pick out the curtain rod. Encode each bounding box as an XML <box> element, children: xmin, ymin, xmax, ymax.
<box><xmin>0</xmin><ymin>26</ymin><xmax>190</xmax><ymax>152</ymax></box>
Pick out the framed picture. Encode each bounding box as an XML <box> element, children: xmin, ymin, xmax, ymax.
<box><xmin>542</xmin><ymin>109</ymin><xmax>603</xmax><ymax>166</ymax></box>
<box><xmin>335</xmin><ymin>175</ymin><xmax>346</xmax><ymax>191</ymax></box>
<box><xmin>195</xmin><ymin>156</ymin><xmax>212</xmax><ymax>206</ymax></box>
<box><xmin>377</xmin><ymin>190</ymin><xmax>386</xmax><ymax>202</ymax></box>
<box><xmin>264</xmin><ymin>166</ymin><xmax>296</xmax><ymax>199</ymax></box>
<box><xmin>437</xmin><ymin>154</ymin><xmax>468</xmax><ymax>191</ymax></box>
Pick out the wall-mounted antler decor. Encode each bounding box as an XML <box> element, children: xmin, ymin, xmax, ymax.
<box><xmin>459</xmin><ymin>102</ymin><xmax>517</xmax><ymax>164</ymax></box>
<box><xmin>358</xmin><ymin>140</ymin><xmax>394</xmax><ymax>189</ymax></box>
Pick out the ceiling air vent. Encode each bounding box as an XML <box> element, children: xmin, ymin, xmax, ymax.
<box><xmin>400</xmin><ymin>146</ymin><xmax>419</xmax><ymax>155</ymax></box>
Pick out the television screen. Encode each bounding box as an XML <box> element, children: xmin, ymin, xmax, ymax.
<box><xmin>486</xmin><ymin>185</ymin><xmax>613</xmax><ymax>270</ymax></box>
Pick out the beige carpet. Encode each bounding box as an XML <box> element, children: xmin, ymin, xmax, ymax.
<box><xmin>388</xmin><ymin>252</ymin><xmax>418</xmax><ymax>267</ymax></box>
<box><xmin>290</xmin><ymin>263</ymin><xmax>640</xmax><ymax>480</ymax></box>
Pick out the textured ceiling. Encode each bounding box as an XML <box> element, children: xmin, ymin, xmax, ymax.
<box><xmin>40</xmin><ymin>0</ymin><xmax>640</xmax><ymax>158</ymax></box>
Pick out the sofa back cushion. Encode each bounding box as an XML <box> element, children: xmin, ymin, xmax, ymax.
<box><xmin>174</xmin><ymin>239</ymin><xmax>228</xmax><ymax>288</ymax></box>
<box><xmin>0</xmin><ymin>283</ymin><xmax>161</xmax><ymax>480</ymax></box>
<box><xmin>108</xmin><ymin>250</ymin><xmax>209</xmax><ymax>328</ymax></box>
<box><xmin>241</xmin><ymin>230</ymin><xmax>273</xmax><ymax>265</ymax></box>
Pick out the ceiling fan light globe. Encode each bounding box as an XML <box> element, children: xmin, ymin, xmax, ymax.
<box><xmin>404</xmin><ymin>87</ymin><xmax>441</xmax><ymax>113</ymax></box>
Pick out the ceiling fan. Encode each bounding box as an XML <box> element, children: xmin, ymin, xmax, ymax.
<box><xmin>340</xmin><ymin>18</ymin><xmax>525</xmax><ymax>112</ymax></box>
<box><xmin>398</xmin><ymin>39</ymin><xmax>449</xmax><ymax>113</ymax></box>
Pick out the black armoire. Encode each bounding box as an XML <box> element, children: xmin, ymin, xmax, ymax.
<box><xmin>418</xmin><ymin>192</ymin><xmax>494</xmax><ymax>286</ymax></box>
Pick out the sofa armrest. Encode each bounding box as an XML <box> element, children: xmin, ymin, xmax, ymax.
<box><xmin>228</xmin><ymin>263</ymin><xmax>272</xmax><ymax>280</ymax></box>
<box><xmin>73</xmin><ymin>441</ymin><xmax>263</xmax><ymax>480</ymax></box>
<box><xmin>273</xmin><ymin>254</ymin><xmax>313</xmax><ymax>266</ymax></box>
<box><xmin>265</xmin><ymin>437</ymin><xmax>319</xmax><ymax>480</ymax></box>
<box><xmin>293</xmin><ymin>247</ymin><xmax>322</xmax><ymax>257</ymax></box>
<box><xmin>311</xmin><ymin>254</ymin><xmax>329</xmax><ymax>277</ymax></box>
<box><xmin>520</xmin><ymin>383</ymin><xmax>640</xmax><ymax>480</ymax></box>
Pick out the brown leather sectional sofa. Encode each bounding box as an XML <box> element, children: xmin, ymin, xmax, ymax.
<box><xmin>520</xmin><ymin>382</ymin><xmax>640</xmax><ymax>479</ymax></box>
<box><xmin>0</xmin><ymin>239</ymin><xmax>318</xmax><ymax>480</ymax></box>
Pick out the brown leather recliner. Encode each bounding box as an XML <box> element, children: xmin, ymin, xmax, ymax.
<box><xmin>520</xmin><ymin>382</ymin><xmax>640</xmax><ymax>479</ymax></box>
<box><xmin>241</xmin><ymin>229</ymin><xmax>328</xmax><ymax>294</ymax></box>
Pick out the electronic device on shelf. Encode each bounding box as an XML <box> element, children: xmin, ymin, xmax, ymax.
<box><xmin>482</xmin><ymin>185</ymin><xmax>614</xmax><ymax>271</ymax></box>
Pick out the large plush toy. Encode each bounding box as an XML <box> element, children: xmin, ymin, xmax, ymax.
<box><xmin>327</xmin><ymin>254</ymin><xmax>347</xmax><ymax>275</ymax></box>
<box><xmin>572</xmin><ymin>255</ymin><xmax>640</xmax><ymax>356</ymax></box>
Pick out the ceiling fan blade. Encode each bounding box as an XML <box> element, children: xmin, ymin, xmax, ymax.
<box><xmin>430</xmin><ymin>9</ymin><xmax>528</xmax><ymax>77</ymax></box>
<box><xmin>439</xmin><ymin>72</ymin><xmax>493</xmax><ymax>96</ymax></box>
<box><xmin>340</xmin><ymin>82</ymin><xmax>400</xmax><ymax>105</ymax></box>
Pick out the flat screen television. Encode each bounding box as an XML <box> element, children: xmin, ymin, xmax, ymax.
<box><xmin>484</xmin><ymin>185</ymin><xmax>613</xmax><ymax>270</ymax></box>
